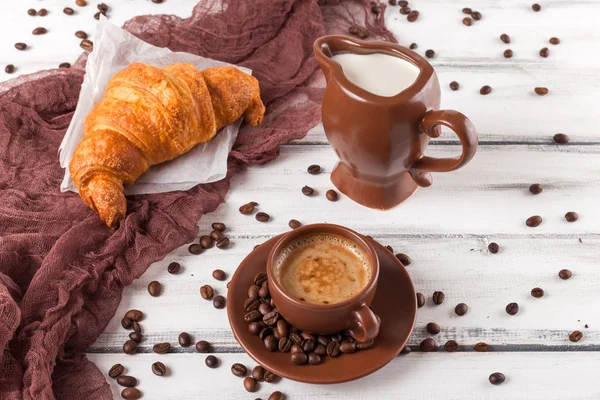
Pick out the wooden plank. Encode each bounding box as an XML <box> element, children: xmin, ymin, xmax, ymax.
<box><xmin>87</xmin><ymin>352</ymin><xmax>600</xmax><ymax>399</ymax></box>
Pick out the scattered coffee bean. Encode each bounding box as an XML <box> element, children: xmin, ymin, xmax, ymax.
<box><xmin>489</xmin><ymin>372</ymin><xmax>505</xmax><ymax>385</ymax></box>
<box><xmin>472</xmin><ymin>11</ymin><xmax>482</xmax><ymax>20</ymax></box>
<box><xmin>553</xmin><ymin>133</ymin><xmax>569</xmax><ymax>144</ymax></box>
<box><xmin>209</xmin><ymin>223</ymin><xmax>225</xmax><ymax>233</ymax></box>
<box><xmin>386</xmin><ymin>245</ymin><xmax>394</xmax><ymax>253</ymax></box>
<box><xmin>195</xmin><ymin>340</ymin><xmax>211</xmax><ymax>353</ymax></box>
<box><xmin>76</xmin><ymin>0</ymin><xmax>88</xmax><ymax>6</ymax></box>
<box><xmin>64</xmin><ymin>7</ymin><xmax>75</xmax><ymax>15</ymax></box>
<box><xmin>532</xmin><ymin>3</ymin><xmax>541</xmax><ymax>11</ymax></box>
<box><xmin>231</xmin><ymin>363</ymin><xmax>247</xmax><ymax>377</ymax></box>
<box><xmin>549</xmin><ymin>37</ymin><xmax>560</xmax><ymax>45</ymax></box>
<box><xmin>216</xmin><ymin>237</ymin><xmax>230</xmax><ymax>249</ymax></box>
<box><xmin>407</xmin><ymin>10</ymin><xmax>419</xmax><ymax>22</ymax></box>
<box><xmin>400</xmin><ymin>7</ymin><xmax>411</xmax><ymax>15</ymax></box>
<box><xmin>239</xmin><ymin>202</ymin><xmax>256</xmax><ymax>215</ymax></box>
<box><xmin>307</xmin><ymin>164</ymin><xmax>321</xmax><ymax>175</ymax></box>
<box><xmin>503</xmin><ymin>49</ymin><xmax>513</xmax><ymax>58</ymax></box>
<box><xmin>288</xmin><ymin>219</ymin><xmax>301</xmax><ymax>229</ymax></box>
<box><xmin>28</xmin><ymin>9</ymin><xmax>37</xmax><ymax>16</ymax></box>
<box><xmin>268</xmin><ymin>391</ymin><xmax>285</xmax><ymax>400</ymax></box>
<box><xmin>462</xmin><ymin>7</ymin><xmax>472</xmax><ymax>14</ymax></box>
<box><xmin>474</xmin><ymin>342</ymin><xmax>490</xmax><ymax>352</ymax></box>
<box><xmin>444</xmin><ymin>340</ymin><xmax>459</xmax><ymax>352</ymax></box>
<box><xmin>420</xmin><ymin>338</ymin><xmax>437</xmax><ymax>352</ymax></box>
<box><xmin>165</xmin><ymin>262</ymin><xmax>181</xmax><ymax>275</ymax></box>
<box><xmin>178</xmin><ymin>332</ymin><xmax>192</xmax><ymax>347</ymax></box>
<box><xmin>116</xmin><ymin>375</ymin><xmax>137</xmax><ymax>388</ymax></box>
<box><xmin>188</xmin><ymin>243</ymin><xmax>203</xmax><ymax>255</ymax></box>
<box><xmin>200</xmin><ymin>285</ymin><xmax>214</xmax><ymax>300</ymax></box>
<box><xmin>108</xmin><ymin>363</ymin><xmax>124</xmax><ymax>378</ymax></box>
<box><xmin>506</xmin><ymin>302</ymin><xmax>519</xmax><ymax>315</ymax></box>
<box><xmin>526</xmin><ymin>215</ymin><xmax>542</xmax><ymax>227</ymax></box>
<box><xmin>455</xmin><ymin>303</ymin><xmax>469</xmax><ymax>316</ymax></box>
<box><xmin>426</xmin><ymin>322</ymin><xmax>440</xmax><ymax>335</ymax></box>
<box><xmin>301</xmin><ymin>185</ymin><xmax>315</xmax><ymax>196</ymax></box>
<box><xmin>32</xmin><ymin>27</ymin><xmax>47</xmax><ymax>35</ymax></box>
<box><xmin>121</xmin><ymin>388</ymin><xmax>142</xmax><ymax>400</ymax></box>
<box><xmin>432</xmin><ymin>291</ymin><xmax>445</xmax><ymax>305</ymax></box>
<box><xmin>291</xmin><ymin>352</ymin><xmax>308</xmax><ymax>365</ymax></box>
<box><xmin>531</xmin><ymin>287</ymin><xmax>544</xmax><ymax>298</ymax></box>
<box><xmin>152</xmin><ymin>0</ymin><xmax>165</xmax><ymax>3</ymax></box>
<box><xmin>535</xmin><ymin>87</ymin><xmax>549</xmax><ymax>96</ymax></box>
<box><xmin>539</xmin><ymin>47</ymin><xmax>549</xmax><ymax>57</ymax></box>
<box><xmin>153</xmin><ymin>342</ymin><xmax>170</xmax><ymax>354</ymax></box>
<box><xmin>59</xmin><ymin>62</ymin><xmax>71</xmax><ymax>68</ymax></box>
<box><xmin>121</xmin><ymin>317</ymin><xmax>133</xmax><ymax>329</ymax></box>
<box><xmin>569</xmin><ymin>330</ymin><xmax>583</xmax><ymax>342</ymax></box>
<box><xmin>400</xmin><ymin>345</ymin><xmax>411</xmax><ymax>354</ymax></box>
<box><xmin>449</xmin><ymin>81</ymin><xmax>459</xmax><ymax>91</ymax></box>
<box><xmin>398</xmin><ymin>0</ymin><xmax>408</xmax><ymax>6</ymax></box>
<box><xmin>389</xmin><ymin>0</ymin><xmax>397</xmax><ymax>5</ymax></box>
<box><xmin>148</xmin><ymin>281</ymin><xmax>162</xmax><ymax>297</ymax></box>
<box><xmin>500</xmin><ymin>34</ymin><xmax>510</xmax><ymax>44</ymax></box>
<box><xmin>129</xmin><ymin>332</ymin><xmax>143</xmax><ymax>343</ymax></box>
<box><xmin>488</xmin><ymin>242</ymin><xmax>499</xmax><ymax>254</ymax></box>
<box><xmin>5</xmin><ymin>65</ymin><xmax>15</xmax><ymax>74</ymax></box>
<box><xmin>252</xmin><ymin>365</ymin><xmax>265</xmax><ymax>381</ymax></box>
<box><xmin>326</xmin><ymin>189</ymin><xmax>339</xmax><ymax>201</ymax></box>
<box><xmin>210</xmin><ymin>230</ymin><xmax>225</xmax><ymax>241</ymax></box>
<box><xmin>38</xmin><ymin>9</ymin><xmax>48</xmax><ymax>16</ymax></box>
<box><xmin>205</xmin><ymin>355</ymin><xmax>219</xmax><ymax>368</ymax></box>
<box><xmin>151</xmin><ymin>361</ymin><xmax>166</xmax><ymax>376</ymax></box>
<box><xmin>558</xmin><ymin>269</ymin><xmax>572</xmax><ymax>280</ymax></box>
<box><xmin>409</xmin><ymin>43</ymin><xmax>418</xmax><ymax>49</ymax></box>
<box><xmin>256</xmin><ymin>212</ymin><xmax>270</xmax><ymax>222</ymax></box>
<box><xmin>417</xmin><ymin>292</ymin><xmax>425</xmax><ymax>308</ymax></box>
<box><xmin>123</xmin><ymin>340</ymin><xmax>137</xmax><ymax>355</ymax></box>
<box><xmin>529</xmin><ymin>183</ymin><xmax>543</xmax><ymax>194</ymax></box>
<box><xmin>565</xmin><ymin>211</ymin><xmax>578</xmax><ymax>222</ymax></box>
<box><xmin>94</xmin><ymin>11</ymin><xmax>106</xmax><ymax>20</ymax></box>
<box><xmin>480</xmin><ymin>85</ymin><xmax>492</xmax><ymax>95</ymax></box>
<box><xmin>132</xmin><ymin>321</ymin><xmax>142</xmax><ymax>334</ymax></box>
<box><xmin>199</xmin><ymin>235</ymin><xmax>214</xmax><ymax>249</ymax></box>
<box><xmin>243</xmin><ymin>376</ymin><xmax>259</xmax><ymax>392</ymax></box>
<box><xmin>15</xmin><ymin>43</ymin><xmax>27</xmax><ymax>51</ymax></box>
<box><xmin>75</xmin><ymin>31</ymin><xmax>88</xmax><ymax>39</ymax></box>
<box><xmin>98</xmin><ymin>3</ymin><xmax>109</xmax><ymax>11</ymax></box>
<box><xmin>212</xmin><ymin>269</ymin><xmax>227</xmax><ymax>281</ymax></box>
<box><xmin>395</xmin><ymin>253</ymin><xmax>412</xmax><ymax>266</ymax></box>
<box><xmin>462</xmin><ymin>17</ymin><xmax>473</xmax><ymax>26</ymax></box>
<box><xmin>213</xmin><ymin>295</ymin><xmax>226</xmax><ymax>309</ymax></box>
<box><xmin>425</xmin><ymin>49</ymin><xmax>435</xmax><ymax>58</ymax></box>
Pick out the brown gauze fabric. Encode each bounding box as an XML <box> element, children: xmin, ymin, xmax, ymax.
<box><xmin>0</xmin><ymin>1</ymin><xmax>395</xmax><ymax>398</ymax></box>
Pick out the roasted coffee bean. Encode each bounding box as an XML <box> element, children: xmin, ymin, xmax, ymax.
<box><xmin>259</xmin><ymin>282</ymin><xmax>270</xmax><ymax>298</ymax></box>
<box><xmin>4</xmin><ymin>65</ymin><xmax>15</xmax><ymax>74</ymax></box>
<box><xmin>231</xmin><ymin>363</ymin><xmax>247</xmax><ymax>377</ymax></box>
<box><xmin>505</xmin><ymin>302</ymin><xmax>519</xmax><ymax>315</ymax></box>
<box><xmin>539</xmin><ymin>47</ymin><xmax>549</xmax><ymax>57</ymax></box>
<box><xmin>455</xmin><ymin>303</ymin><xmax>469</xmax><ymax>316</ymax></box>
<box><xmin>278</xmin><ymin>337</ymin><xmax>292</xmax><ymax>352</ymax></box>
<box><xmin>116</xmin><ymin>375</ymin><xmax>137</xmax><ymax>387</ymax></box>
<box><xmin>291</xmin><ymin>352</ymin><xmax>308</xmax><ymax>365</ymax></box>
<box><xmin>407</xmin><ymin>10</ymin><xmax>419</xmax><ymax>22</ymax></box>
<box><xmin>426</xmin><ymin>322</ymin><xmax>441</xmax><ymax>335</ymax></box>
<box><xmin>121</xmin><ymin>317</ymin><xmax>133</xmax><ymax>329</ymax></box>
<box><xmin>256</xmin><ymin>212</ymin><xmax>270</xmax><ymax>222</ymax></box>
<box><xmin>15</xmin><ymin>43</ymin><xmax>27</xmax><ymax>51</ymax></box>
<box><xmin>307</xmin><ymin>164</ymin><xmax>321</xmax><ymax>175</ymax></box>
<box><xmin>462</xmin><ymin>17</ymin><xmax>473</xmax><ymax>26</ymax></box>
<box><xmin>471</xmin><ymin>11</ymin><xmax>482</xmax><ymax>20</ymax></box>
<box><xmin>213</xmin><ymin>295</ymin><xmax>226</xmax><ymax>309</ymax></box>
<box><xmin>76</xmin><ymin>0</ymin><xmax>87</xmax><ymax>6</ymax></box>
<box><xmin>291</xmin><ymin>344</ymin><xmax>303</xmax><ymax>354</ymax></box>
<box><xmin>420</xmin><ymin>338</ymin><xmax>437</xmax><ymax>352</ymax></box>
<box><xmin>417</xmin><ymin>292</ymin><xmax>425</xmax><ymax>308</ymax></box>
<box><xmin>432</xmin><ymin>291</ymin><xmax>445</xmax><ymax>305</ymax></box>
<box><xmin>94</xmin><ymin>11</ymin><xmax>106</xmax><ymax>20</ymax></box>
<box><xmin>559</xmin><ymin>269</ymin><xmax>572</xmax><ymax>280</ymax></box>
<box><xmin>263</xmin><ymin>311</ymin><xmax>279</xmax><ymax>326</ymax></box>
<box><xmin>330</xmin><ymin>332</ymin><xmax>342</xmax><ymax>342</ymax></box>
<box><xmin>195</xmin><ymin>340</ymin><xmax>211</xmax><ymax>353</ymax></box>
<box><xmin>340</xmin><ymin>342</ymin><xmax>356</xmax><ymax>354</ymax></box>
<box><xmin>489</xmin><ymin>372</ymin><xmax>505</xmax><ymax>385</ymax></box>
<box><xmin>32</xmin><ymin>27</ymin><xmax>47</xmax><ymax>35</ymax></box>
<box><xmin>569</xmin><ymin>330</ymin><xmax>583</xmax><ymax>342</ymax></box>
<box><xmin>503</xmin><ymin>49</ymin><xmax>513</xmax><ymax>58</ymax></box>
<box><xmin>526</xmin><ymin>215</ymin><xmax>543</xmax><ymax>227</ymax></box>
<box><xmin>210</xmin><ymin>230</ymin><xmax>225</xmax><ymax>242</ymax></box>
<box><xmin>254</xmin><ymin>272</ymin><xmax>267</xmax><ymax>286</ymax></box>
<box><xmin>425</xmin><ymin>49</ymin><xmax>435</xmax><ymax>58</ymax></box>
<box><xmin>549</xmin><ymin>37</ymin><xmax>560</xmax><ymax>45</ymax></box>
<box><xmin>123</xmin><ymin>340</ymin><xmax>137</xmax><ymax>355</ymax></box>
<box><xmin>531</xmin><ymin>287</ymin><xmax>545</xmax><ymax>298</ymax></box>
<box><xmin>553</xmin><ymin>133</ymin><xmax>569</xmax><ymax>144</ymax></box>
<box><xmin>38</xmin><ymin>9</ymin><xmax>48</xmax><ymax>16</ymax></box>
<box><xmin>152</xmin><ymin>361</ymin><xmax>166</xmax><ymax>376</ymax></box>
<box><xmin>394</xmin><ymin>253</ymin><xmax>411</xmax><ymax>266</ymax></box>
<box><xmin>444</xmin><ymin>340</ymin><xmax>459</xmax><ymax>352</ymax></box>
<box><xmin>129</xmin><ymin>332</ymin><xmax>143</xmax><ymax>343</ymax></box>
<box><xmin>188</xmin><ymin>243</ymin><xmax>203</xmax><ymax>255</ymax></box>
<box><xmin>532</xmin><ymin>3</ymin><xmax>541</xmax><ymax>11</ymax></box>
<box><xmin>132</xmin><ymin>321</ymin><xmax>142</xmax><ymax>334</ymax></box>
<box><xmin>75</xmin><ymin>31</ymin><xmax>88</xmax><ymax>39</ymax></box>
<box><xmin>212</xmin><ymin>269</ymin><xmax>226</xmax><ymax>281</ymax></box>
<box><xmin>529</xmin><ymin>183</ymin><xmax>543</xmax><ymax>194</ymax></box>
<box><xmin>409</xmin><ymin>42</ymin><xmax>418</xmax><ymax>49</ymax></box>
<box><xmin>258</xmin><ymin>303</ymin><xmax>272</xmax><ymax>316</ymax></box>
<box><xmin>64</xmin><ymin>7</ymin><xmax>75</xmax><ymax>15</ymax></box>
<box><xmin>326</xmin><ymin>189</ymin><xmax>339</xmax><ymax>201</ymax></box>
<box><xmin>211</xmin><ymin>222</ymin><xmax>226</xmax><ymax>232</ymax></box>
<box><xmin>205</xmin><ymin>355</ymin><xmax>219</xmax><ymax>368</ymax></box>
<box><xmin>317</xmin><ymin>335</ymin><xmax>330</xmax><ymax>346</ymax></box>
<box><xmin>259</xmin><ymin>328</ymin><xmax>273</xmax><ymax>341</ymax></box>
<box><xmin>265</xmin><ymin>371</ymin><xmax>279</xmax><ymax>383</ymax></box>
<box><xmin>326</xmin><ymin>341</ymin><xmax>341</xmax><ymax>357</ymax></box>
<box><xmin>388</xmin><ymin>0</ymin><xmax>397</xmax><ymax>4</ymax></box>
<box><xmin>400</xmin><ymin>346</ymin><xmax>411</xmax><ymax>354</ymax></box>
<box><xmin>148</xmin><ymin>281</ymin><xmax>162</xmax><ymax>297</ymax></box>
<box><xmin>108</xmin><ymin>363</ymin><xmax>124</xmax><ymax>378</ymax></box>
<box><xmin>449</xmin><ymin>81</ymin><xmax>459</xmax><ymax>91</ymax></box>
<box><xmin>340</xmin><ymin>336</ymin><xmax>354</xmax><ymax>345</ymax></box>
<box><xmin>239</xmin><ymin>202</ymin><xmax>256</xmax><ymax>214</ymax></box>
<box><xmin>288</xmin><ymin>219</ymin><xmax>302</xmax><ymax>229</ymax></box>
<box><xmin>248</xmin><ymin>321</ymin><xmax>265</xmax><ymax>335</ymax></box>
<box><xmin>245</xmin><ymin>310</ymin><xmax>263</xmax><ymax>323</ymax></box>
<box><xmin>268</xmin><ymin>391</ymin><xmax>285</xmax><ymax>400</ymax></box>
<box><xmin>276</xmin><ymin>320</ymin><xmax>289</xmax><ymax>337</ymax></box>
<box><xmin>314</xmin><ymin>343</ymin><xmax>327</xmax><ymax>356</ymax></box>
<box><xmin>245</xmin><ymin>297</ymin><xmax>260</xmax><ymax>312</ymax></box>
<box><xmin>385</xmin><ymin>245</ymin><xmax>394</xmax><ymax>253</ymax></box>
<box><xmin>301</xmin><ymin>339</ymin><xmax>316</xmax><ymax>353</ymax></box>
<box><xmin>179</xmin><ymin>332</ymin><xmax>192</xmax><ymax>347</ymax></box>
<box><xmin>200</xmin><ymin>284</ymin><xmax>214</xmax><ymax>300</ymax></box>
<box><xmin>480</xmin><ymin>85</ymin><xmax>492</xmax><ymax>95</ymax></box>
<box><xmin>307</xmin><ymin>352</ymin><xmax>322</xmax><ymax>365</ymax></box>
<box><xmin>400</xmin><ymin>6</ymin><xmax>411</xmax><ymax>15</ymax></box>
<box><xmin>252</xmin><ymin>365</ymin><xmax>265</xmax><ymax>381</ymax></box>
<box><xmin>500</xmin><ymin>33</ymin><xmax>510</xmax><ymax>43</ymax></box>
<box><xmin>164</xmin><ymin>261</ymin><xmax>181</xmax><ymax>275</ymax></box>
<box><xmin>290</xmin><ymin>332</ymin><xmax>303</xmax><ymax>345</ymax></box>
<box><xmin>153</xmin><ymin>342</ymin><xmax>170</xmax><ymax>354</ymax></box>
<box><xmin>264</xmin><ymin>335</ymin><xmax>278</xmax><ymax>351</ymax></box>
<box><xmin>398</xmin><ymin>0</ymin><xmax>408</xmax><ymax>6</ymax></box>
<box><xmin>213</xmin><ymin>236</ymin><xmax>229</xmax><ymax>250</ymax></box>
<box><xmin>301</xmin><ymin>185</ymin><xmax>315</xmax><ymax>196</ymax></box>
<box><xmin>488</xmin><ymin>242</ymin><xmax>499</xmax><ymax>254</ymax></box>
<box><xmin>243</xmin><ymin>377</ymin><xmax>259</xmax><ymax>392</ymax></box>
<box><xmin>565</xmin><ymin>211</ymin><xmax>578</xmax><ymax>222</ymax></box>
<box><xmin>535</xmin><ymin>87</ymin><xmax>549</xmax><ymax>96</ymax></box>
<box><xmin>98</xmin><ymin>3</ymin><xmax>109</xmax><ymax>11</ymax></box>
<box><xmin>199</xmin><ymin>235</ymin><xmax>213</xmax><ymax>249</ymax></box>
<box><xmin>121</xmin><ymin>388</ymin><xmax>142</xmax><ymax>400</ymax></box>
<box><xmin>462</xmin><ymin>7</ymin><xmax>472</xmax><ymax>14</ymax></box>
<box><xmin>357</xmin><ymin>340</ymin><xmax>375</xmax><ymax>350</ymax></box>
<box><xmin>28</xmin><ymin>9</ymin><xmax>37</xmax><ymax>16</ymax></box>
<box><xmin>474</xmin><ymin>342</ymin><xmax>490</xmax><ymax>352</ymax></box>
<box><xmin>152</xmin><ymin>0</ymin><xmax>164</xmax><ymax>3</ymax></box>
<box><xmin>248</xmin><ymin>285</ymin><xmax>260</xmax><ymax>299</ymax></box>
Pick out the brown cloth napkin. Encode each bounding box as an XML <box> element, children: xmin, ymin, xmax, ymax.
<box><xmin>0</xmin><ymin>1</ymin><xmax>395</xmax><ymax>398</ymax></box>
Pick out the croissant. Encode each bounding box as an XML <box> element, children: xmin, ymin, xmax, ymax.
<box><xmin>69</xmin><ymin>63</ymin><xmax>265</xmax><ymax>228</ymax></box>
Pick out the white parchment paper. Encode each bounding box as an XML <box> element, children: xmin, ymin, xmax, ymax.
<box><xmin>59</xmin><ymin>17</ymin><xmax>251</xmax><ymax>195</ymax></box>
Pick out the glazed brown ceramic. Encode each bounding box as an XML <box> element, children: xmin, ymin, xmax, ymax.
<box><xmin>314</xmin><ymin>35</ymin><xmax>478</xmax><ymax>209</ymax></box>
<box><xmin>267</xmin><ymin>224</ymin><xmax>380</xmax><ymax>342</ymax></box>
<box><xmin>227</xmin><ymin>232</ymin><xmax>417</xmax><ymax>384</ymax></box>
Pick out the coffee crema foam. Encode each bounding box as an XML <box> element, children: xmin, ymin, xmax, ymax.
<box><xmin>274</xmin><ymin>234</ymin><xmax>371</xmax><ymax>305</ymax></box>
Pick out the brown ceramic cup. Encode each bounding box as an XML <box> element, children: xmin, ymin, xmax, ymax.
<box><xmin>266</xmin><ymin>223</ymin><xmax>381</xmax><ymax>342</ymax></box>
<box><xmin>314</xmin><ymin>35</ymin><xmax>479</xmax><ymax>210</ymax></box>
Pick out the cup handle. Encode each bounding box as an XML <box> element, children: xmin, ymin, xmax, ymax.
<box><xmin>409</xmin><ymin>109</ymin><xmax>478</xmax><ymax>187</ymax></box>
<box><xmin>348</xmin><ymin>304</ymin><xmax>380</xmax><ymax>343</ymax></box>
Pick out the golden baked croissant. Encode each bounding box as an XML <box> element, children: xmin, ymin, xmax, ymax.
<box><xmin>70</xmin><ymin>63</ymin><xmax>265</xmax><ymax>228</ymax></box>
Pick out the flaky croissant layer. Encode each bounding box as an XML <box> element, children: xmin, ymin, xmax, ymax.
<box><xmin>69</xmin><ymin>63</ymin><xmax>265</xmax><ymax>228</ymax></box>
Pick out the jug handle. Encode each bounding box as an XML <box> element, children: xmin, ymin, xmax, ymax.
<box><xmin>409</xmin><ymin>109</ymin><xmax>478</xmax><ymax>187</ymax></box>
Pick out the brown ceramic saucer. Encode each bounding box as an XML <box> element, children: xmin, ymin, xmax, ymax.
<box><xmin>227</xmin><ymin>234</ymin><xmax>417</xmax><ymax>384</ymax></box>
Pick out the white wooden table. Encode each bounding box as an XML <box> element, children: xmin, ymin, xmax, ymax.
<box><xmin>3</xmin><ymin>1</ymin><xmax>600</xmax><ymax>399</ymax></box>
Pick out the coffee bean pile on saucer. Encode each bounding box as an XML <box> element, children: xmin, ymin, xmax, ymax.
<box><xmin>243</xmin><ymin>272</ymin><xmax>375</xmax><ymax>366</ymax></box>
